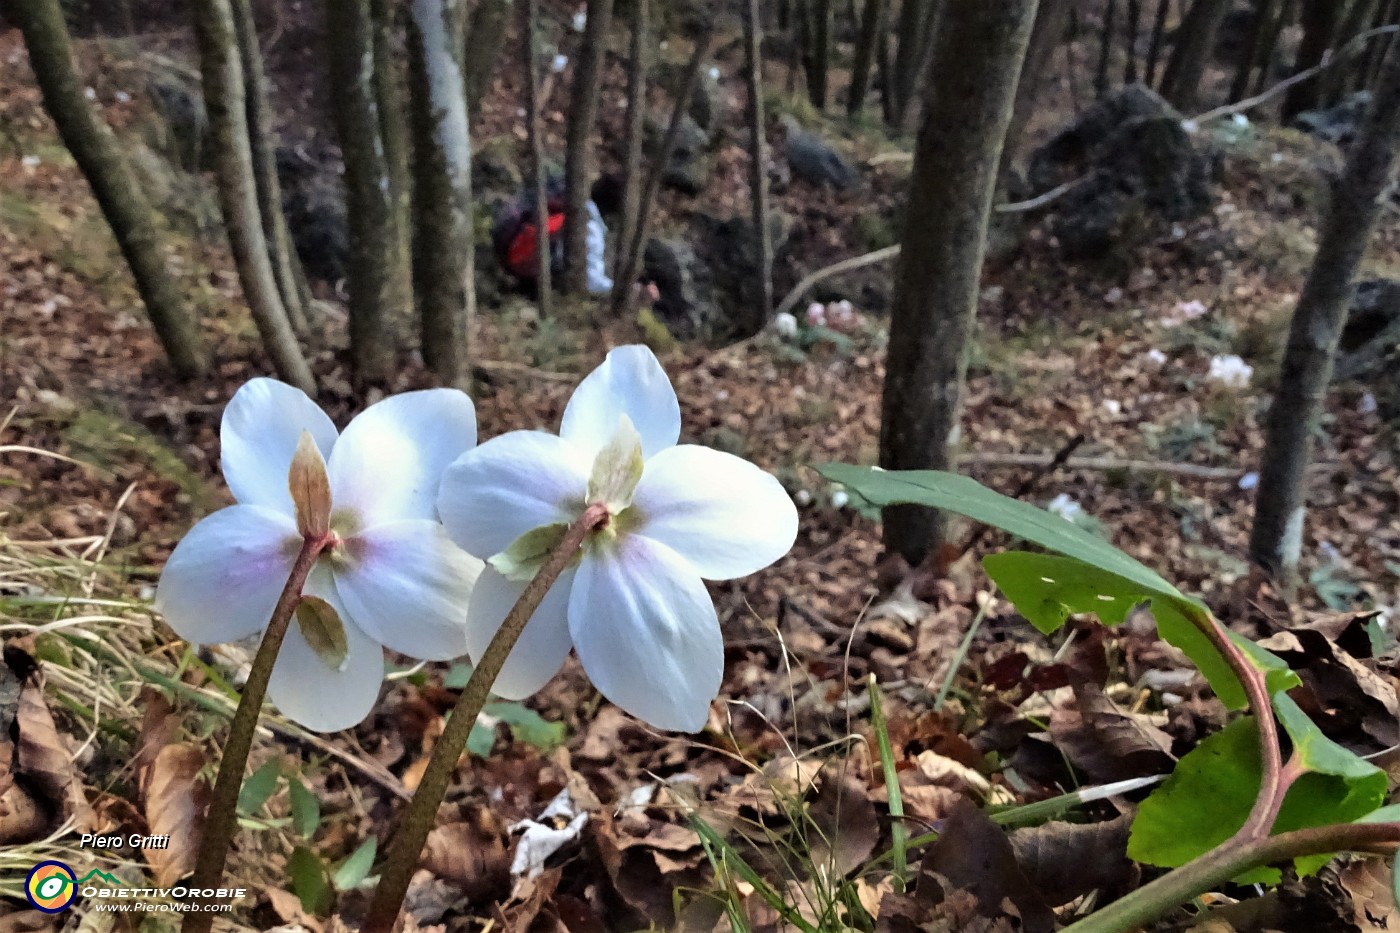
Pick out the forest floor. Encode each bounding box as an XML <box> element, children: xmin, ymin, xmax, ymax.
<box><xmin>3</xmin><ymin>9</ymin><xmax>1400</xmax><ymax>933</ymax></box>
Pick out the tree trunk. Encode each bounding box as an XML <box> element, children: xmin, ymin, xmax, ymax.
<box><xmin>848</xmin><ymin>0</ymin><xmax>886</xmax><ymax>117</ymax></box>
<box><xmin>230</xmin><ymin>0</ymin><xmax>310</xmax><ymax>336</ymax></box>
<box><xmin>1252</xmin><ymin>0</ymin><xmax>1298</xmax><ymax>95</ymax></box>
<box><xmin>806</xmin><ymin>0</ymin><xmax>832</xmax><ymax>108</ymax></box>
<box><xmin>1249</xmin><ymin>42</ymin><xmax>1400</xmax><ymax>590</ymax></box>
<box><xmin>879</xmin><ymin>0</ymin><xmax>1037</xmax><ymax>565</ymax></box>
<box><xmin>1144</xmin><ymin>0</ymin><xmax>1171</xmax><ymax>85</ymax></box>
<box><xmin>743</xmin><ymin>0</ymin><xmax>775</xmax><ymax>333</ymax></box>
<box><xmin>194</xmin><ymin>0</ymin><xmax>314</xmax><ymax>393</ymax></box>
<box><xmin>1230</xmin><ymin>0</ymin><xmax>1276</xmax><ymax>101</ymax></box>
<box><xmin>524</xmin><ymin>0</ymin><xmax>552</xmax><ymax>316</ymax></box>
<box><xmin>1095</xmin><ymin>0</ymin><xmax>1117</xmax><ymax>96</ymax></box>
<box><xmin>891</xmin><ymin>0</ymin><xmax>928</xmax><ymax>125</ymax></box>
<box><xmin>1363</xmin><ymin>0</ymin><xmax>1399</xmax><ymax>89</ymax></box>
<box><xmin>614</xmin><ymin>0</ymin><xmax>649</xmax><ymax>285</ymax></box>
<box><xmin>372</xmin><ymin>0</ymin><xmax>414</xmax><ymax>337</ymax></box>
<box><xmin>407</xmin><ymin>0</ymin><xmax>475</xmax><ymax>385</ymax></box>
<box><xmin>1323</xmin><ymin>0</ymin><xmax>1380</xmax><ymax>104</ymax></box>
<box><xmin>1001</xmin><ymin>0</ymin><xmax>1075</xmax><ymax>180</ymax></box>
<box><xmin>464</xmin><ymin>0</ymin><xmax>511</xmax><ymax>113</ymax></box>
<box><xmin>1283</xmin><ymin>0</ymin><xmax>1342</xmax><ymax>118</ymax></box>
<box><xmin>12</xmin><ymin>0</ymin><xmax>208</xmax><ymax>379</ymax></box>
<box><xmin>561</xmin><ymin>0</ymin><xmax>615</xmax><ymax>294</ymax></box>
<box><xmin>1159</xmin><ymin>0</ymin><xmax>1232</xmax><ymax>110</ymax></box>
<box><xmin>326</xmin><ymin>0</ymin><xmax>397</xmax><ymax>384</ymax></box>
<box><xmin>1123</xmin><ymin>0</ymin><xmax>1142</xmax><ymax>82</ymax></box>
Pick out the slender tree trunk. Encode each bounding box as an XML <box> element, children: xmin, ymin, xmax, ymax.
<box><xmin>326</xmin><ymin>0</ymin><xmax>396</xmax><ymax>384</ymax></box>
<box><xmin>848</xmin><ymin>0</ymin><xmax>887</xmax><ymax>116</ymax></box>
<box><xmin>464</xmin><ymin>0</ymin><xmax>511</xmax><ymax>113</ymax></box>
<box><xmin>524</xmin><ymin>0</ymin><xmax>552</xmax><ymax>317</ymax></box>
<box><xmin>879</xmin><ymin>0</ymin><xmax>1037</xmax><ymax>565</ymax></box>
<box><xmin>614</xmin><ymin>0</ymin><xmax>649</xmax><ymax>284</ymax></box>
<box><xmin>194</xmin><ymin>0</ymin><xmax>314</xmax><ymax>392</ymax></box>
<box><xmin>1123</xmin><ymin>0</ymin><xmax>1142</xmax><ymax>82</ymax></box>
<box><xmin>743</xmin><ymin>0</ymin><xmax>774</xmax><ymax>333</ymax></box>
<box><xmin>1283</xmin><ymin>0</ymin><xmax>1342</xmax><ymax>118</ymax></box>
<box><xmin>1323</xmin><ymin>0</ymin><xmax>1380</xmax><ymax>103</ymax></box>
<box><xmin>1096</xmin><ymin>0</ymin><xmax>1118</xmax><ymax>96</ymax></box>
<box><xmin>806</xmin><ymin>0</ymin><xmax>832</xmax><ymax>108</ymax></box>
<box><xmin>1230</xmin><ymin>0</ymin><xmax>1276</xmax><ymax>101</ymax></box>
<box><xmin>891</xmin><ymin>0</ymin><xmax>928</xmax><ymax>125</ymax></box>
<box><xmin>1159</xmin><ymin>0</ymin><xmax>1232</xmax><ymax>110</ymax></box>
<box><xmin>230</xmin><ymin>0</ymin><xmax>309</xmax><ymax>335</ymax></box>
<box><xmin>877</xmin><ymin>23</ymin><xmax>897</xmax><ymax>122</ymax></box>
<box><xmin>1252</xmin><ymin>0</ymin><xmax>1297</xmax><ymax>95</ymax></box>
<box><xmin>1250</xmin><ymin>43</ymin><xmax>1400</xmax><ymax>590</ymax></box>
<box><xmin>1145</xmin><ymin>0</ymin><xmax>1172</xmax><ymax>85</ymax></box>
<box><xmin>1364</xmin><ymin>0</ymin><xmax>1399</xmax><ymax>88</ymax></box>
<box><xmin>12</xmin><ymin>0</ymin><xmax>207</xmax><ymax>379</ymax></box>
<box><xmin>561</xmin><ymin>0</ymin><xmax>615</xmax><ymax>294</ymax></box>
<box><xmin>407</xmin><ymin>0</ymin><xmax>475</xmax><ymax>385</ymax></box>
<box><xmin>1001</xmin><ymin>0</ymin><xmax>1075</xmax><ymax>180</ymax></box>
<box><xmin>372</xmin><ymin>0</ymin><xmax>414</xmax><ymax>336</ymax></box>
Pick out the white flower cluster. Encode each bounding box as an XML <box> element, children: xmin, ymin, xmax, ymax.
<box><xmin>1207</xmin><ymin>354</ymin><xmax>1253</xmax><ymax>389</ymax></box>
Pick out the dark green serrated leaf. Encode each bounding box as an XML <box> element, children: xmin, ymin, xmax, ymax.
<box><xmin>332</xmin><ymin>837</ymin><xmax>377</xmax><ymax>891</ymax></box>
<box><xmin>287</xmin><ymin>845</ymin><xmax>333</xmax><ymax>916</ymax></box>
<box><xmin>236</xmin><ymin>759</ymin><xmax>282</xmax><ymax>816</ymax></box>
<box><xmin>289</xmin><ymin>779</ymin><xmax>321</xmax><ymax>839</ymax></box>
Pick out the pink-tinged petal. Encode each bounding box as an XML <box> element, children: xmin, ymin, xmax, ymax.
<box><xmin>568</xmin><ymin>536</ymin><xmax>721</xmax><ymax>732</ymax></box>
<box><xmin>438</xmin><ymin>431</ymin><xmax>588</xmax><ymax>559</ymax></box>
<box><xmin>333</xmin><ymin>520</ymin><xmax>482</xmax><ymax>661</ymax></box>
<box><xmin>328</xmin><ymin>389</ymin><xmax>477</xmax><ymax>527</ymax></box>
<box><xmin>560</xmin><ymin>346</ymin><xmax>680</xmax><ymax>463</ymax></box>
<box><xmin>221</xmin><ymin>378</ymin><xmax>337</xmax><ymax>517</ymax></box>
<box><xmin>267</xmin><ymin>565</ymin><xmax>384</xmax><ymax>732</ymax></box>
<box><xmin>155</xmin><ymin>505</ymin><xmax>300</xmax><ymax>645</ymax></box>
<box><xmin>464</xmin><ymin>566</ymin><xmax>576</xmax><ymax>699</ymax></box>
<box><xmin>633</xmin><ymin>445</ymin><xmax>798</xmax><ymax>580</ymax></box>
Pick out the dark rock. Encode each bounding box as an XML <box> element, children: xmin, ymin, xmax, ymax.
<box><xmin>1028</xmin><ymin>85</ymin><xmax>1216</xmax><ymax>258</ymax></box>
<box><xmin>1292</xmin><ymin>90</ymin><xmax>1373</xmax><ymax>147</ymax></box>
<box><xmin>643</xmin><ymin>238</ymin><xmax>716</xmax><ymax>337</ymax></box>
<box><xmin>780</xmin><ymin>115</ymin><xmax>861</xmax><ymax>190</ymax></box>
<box><xmin>145</xmin><ymin>68</ymin><xmax>209</xmax><ymax>172</ymax></box>
<box><xmin>471</xmin><ymin>144</ymin><xmax>522</xmax><ymax>202</ymax></box>
<box><xmin>1334</xmin><ymin>278</ymin><xmax>1400</xmax><ymax>382</ymax></box>
<box><xmin>277</xmin><ymin>147</ymin><xmax>349</xmax><ymax>285</ymax></box>
<box><xmin>655</xmin><ymin>58</ymin><xmax>727</xmax><ymax>132</ymax></box>
<box><xmin>646</xmin><ymin>112</ymin><xmax>714</xmax><ymax>196</ymax></box>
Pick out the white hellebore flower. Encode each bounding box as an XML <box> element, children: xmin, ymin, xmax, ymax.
<box><xmin>438</xmin><ymin>346</ymin><xmax>798</xmax><ymax>732</ymax></box>
<box><xmin>156</xmin><ymin>379</ymin><xmax>482</xmax><ymax>732</ymax></box>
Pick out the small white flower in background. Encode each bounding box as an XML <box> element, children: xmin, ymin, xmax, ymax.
<box><xmin>156</xmin><ymin>379</ymin><xmax>482</xmax><ymax>732</ymax></box>
<box><xmin>772</xmin><ymin>311</ymin><xmax>799</xmax><ymax>338</ymax></box>
<box><xmin>1180</xmin><ymin>119</ymin><xmax>1199</xmax><ymax>135</ymax></box>
<box><xmin>794</xmin><ymin>489</ymin><xmax>813</xmax><ymax>507</ymax></box>
<box><xmin>1171</xmin><ymin>224</ymin><xmax>1187</xmax><ymax>239</ymax></box>
<box><xmin>84</xmin><ymin>87</ymin><xmax>96</xmax><ymax>100</ymax></box>
<box><xmin>1161</xmin><ymin>299</ymin><xmax>1207</xmax><ymax>327</ymax></box>
<box><xmin>1237</xmin><ymin>471</ymin><xmax>1259</xmax><ymax>491</ymax></box>
<box><xmin>1102</xmin><ymin>399</ymin><xmax>1122</xmax><ymax>416</ymax></box>
<box><xmin>1047</xmin><ymin>493</ymin><xmax>1083</xmax><ymax>522</ymax></box>
<box><xmin>1271</xmin><ymin>152</ymin><xmax>1284</xmax><ymax>163</ymax></box>
<box><xmin>552</xmin><ymin>53</ymin><xmax>569</xmax><ymax>73</ymax></box>
<box><xmin>707</xmin><ymin>66</ymin><xmax>721</xmax><ymax>81</ymax></box>
<box><xmin>1146</xmin><ymin>348</ymin><xmax>1168</xmax><ymax>365</ymax></box>
<box><xmin>572</xmin><ymin>5</ymin><xmax>587</xmax><ymax>31</ymax></box>
<box><xmin>21</xmin><ymin>155</ymin><xmax>39</xmax><ymax>167</ymax></box>
<box><xmin>1208</xmin><ymin>354</ymin><xmax>1253</xmax><ymax>389</ymax></box>
<box><xmin>830</xmin><ymin>490</ymin><xmax>850</xmax><ymax>509</ymax></box>
<box><xmin>1360</xmin><ymin>392</ymin><xmax>1378</xmax><ymax>415</ymax></box>
<box><xmin>115</xmin><ymin>90</ymin><xmax>131</xmax><ymax>103</ymax></box>
<box><xmin>1232</xmin><ymin>113</ymin><xmax>1249</xmax><ymax>128</ymax></box>
<box><xmin>806</xmin><ymin>301</ymin><xmax>826</xmax><ymax>327</ymax></box>
<box><xmin>829</xmin><ymin>300</ymin><xmax>856</xmax><ymax>329</ymax></box>
<box><xmin>438</xmin><ymin>346</ymin><xmax>798</xmax><ymax>732</ymax></box>
<box><xmin>715</xmin><ymin>389</ymin><xmax>730</xmax><ymax>401</ymax></box>
<box><xmin>1104</xmin><ymin>286</ymin><xmax>1124</xmax><ymax>304</ymax></box>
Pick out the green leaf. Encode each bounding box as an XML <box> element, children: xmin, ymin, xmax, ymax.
<box><xmin>1129</xmin><ymin>699</ymin><xmax>1388</xmax><ymax>881</ymax></box>
<box><xmin>289</xmin><ymin>779</ymin><xmax>321</xmax><ymax>839</ymax></box>
<box><xmin>443</xmin><ymin>663</ymin><xmax>473</xmax><ymax>689</ymax></box>
<box><xmin>490</xmin><ymin>522</ymin><xmax>569</xmax><ymax>583</ymax></box>
<box><xmin>484</xmin><ymin>701</ymin><xmax>567</xmax><ymax>751</ymax></box>
<box><xmin>287</xmin><ymin>845</ymin><xmax>333</xmax><ymax>916</ymax></box>
<box><xmin>332</xmin><ymin>837</ymin><xmax>377</xmax><ymax>891</ymax></box>
<box><xmin>466</xmin><ymin>721</ymin><xmax>496</xmax><ymax>757</ymax></box>
<box><xmin>236</xmin><ymin>759</ymin><xmax>282</xmax><ymax>816</ymax></box>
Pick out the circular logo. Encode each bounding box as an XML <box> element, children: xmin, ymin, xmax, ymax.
<box><xmin>25</xmin><ymin>861</ymin><xmax>77</xmax><ymax>913</ymax></box>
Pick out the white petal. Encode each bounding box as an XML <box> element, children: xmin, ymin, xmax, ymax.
<box><xmin>329</xmin><ymin>389</ymin><xmax>477</xmax><ymax>527</ymax></box>
<box><xmin>155</xmin><ymin>505</ymin><xmax>300</xmax><ymax>645</ymax></box>
<box><xmin>569</xmin><ymin>536</ymin><xmax>721</xmax><ymax>732</ymax></box>
<box><xmin>438</xmin><ymin>431</ymin><xmax>588</xmax><ymax>559</ymax></box>
<box><xmin>268</xmin><ymin>566</ymin><xmax>384</xmax><ymax>732</ymax></box>
<box><xmin>221</xmin><ymin>378</ymin><xmax>338</xmax><ymax>516</ymax></box>
<box><xmin>632</xmin><ymin>445</ymin><xmax>798</xmax><ymax>580</ymax></box>
<box><xmin>333</xmin><ymin>520</ymin><xmax>482</xmax><ymax>661</ymax></box>
<box><xmin>464</xmin><ymin>566</ymin><xmax>576</xmax><ymax>699</ymax></box>
<box><xmin>560</xmin><ymin>346</ymin><xmax>680</xmax><ymax>463</ymax></box>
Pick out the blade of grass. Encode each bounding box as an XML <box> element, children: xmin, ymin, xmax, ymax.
<box><xmin>691</xmin><ymin>815</ymin><xmax>820</xmax><ymax>933</ymax></box>
<box><xmin>867</xmin><ymin>674</ymin><xmax>908</xmax><ymax>893</ymax></box>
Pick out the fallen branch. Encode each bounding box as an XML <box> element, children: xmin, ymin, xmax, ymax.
<box><xmin>774</xmin><ymin>244</ymin><xmax>901</xmax><ymax>318</ymax></box>
<box><xmin>958</xmin><ymin>452</ymin><xmax>1337</xmax><ymax>481</ymax></box>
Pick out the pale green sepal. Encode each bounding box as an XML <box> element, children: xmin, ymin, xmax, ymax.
<box><xmin>296</xmin><ymin>595</ymin><xmax>349</xmax><ymax>671</ymax></box>
<box><xmin>489</xmin><ymin>522</ymin><xmax>571</xmax><ymax>583</ymax></box>
<box><xmin>587</xmin><ymin>415</ymin><xmax>645</xmax><ymax>512</ymax></box>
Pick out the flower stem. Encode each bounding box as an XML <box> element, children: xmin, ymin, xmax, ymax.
<box><xmin>182</xmin><ymin>535</ymin><xmax>325</xmax><ymax>933</ymax></box>
<box><xmin>1060</xmin><ymin>821</ymin><xmax>1400</xmax><ymax>933</ymax></box>
<box><xmin>359</xmin><ymin>504</ymin><xmax>610</xmax><ymax>933</ymax></box>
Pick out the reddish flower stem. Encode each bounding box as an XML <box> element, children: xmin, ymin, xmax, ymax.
<box><xmin>359</xmin><ymin>504</ymin><xmax>610</xmax><ymax>933</ymax></box>
<box><xmin>182</xmin><ymin>534</ymin><xmax>328</xmax><ymax>933</ymax></box>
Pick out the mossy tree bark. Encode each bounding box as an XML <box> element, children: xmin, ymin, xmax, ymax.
<box><xmin>1159</xmin><ymin>0</ymin><xmax>1234</xmax><ymax>111</ymax></box>
<box><xmin>1001</xmin><ymin>0</ymin><xmax>1075</xmax><ymax>180</ymax></box>
<box><xmin>230</xmin><ymin>0</ymin><xmax>311</xmax><ymax>336</ymax></box>
<box><xmin>614</xmin><ymin>0</ymin><xmax>649</xmax><ymax>286</ymax></box>
<box><xmin>561</xmin><ymin>0</ymin><xmax>615</xmax><ymax>294</ymax></box>
<box><xmin>742</xmin><ymin>0</ymin><xmax>774</xmax><ymax>333</ymax></box>
<box><xmin>1249</xmin><ymin>43</ymin><xmax>1400</xmax><ymax>590</ymax></box>
<box><xmin>407</xmin><ymin>0</ymin><xmax>475</xmax><ymax>385</ymax></box>
<box><xmin>806</xmin><ymin>0</ymin><xmax>832</xmax><ymax>109</ymax></box>
<box><xmin>372</xmin><ymin>0</ymin><xmax>415</xmax><ymax>335</ymax></box>
<box><xmin>890</xmin><ymin>0</ymin><xmax>929</xmax><ymax>125</ymax></box>
<box><xmin>1283</xmin><ymin>0</ymin><xmax>1342</xmax><ymax>118</ymax></box>
<box><xmin>12</xmin><ymin>0</ymin><xmax>208</xmax><ymax>379</ymax></box>
<box><xmin>326</xmin><ymin>0</ymin><xmax>397</xmax><ymax>384</ymax></box>
<box><xmin>879</xmin><ymin>0</ymin><xmax>1038</xmax><ymax>565</ymax></box>
<box><xmin>193</xmin><ymin>0</ymin><xmax>314</xmax><ymax>393</ymax></box>
<box><xmin>463</xmin><ymin>0</ymin><xmax>512</xmax><ymax>113</ymax></box>
<box><xmin>847</xmin><ymin>0</ymin><xmax>887</xmax><ymax>117</ymax></box>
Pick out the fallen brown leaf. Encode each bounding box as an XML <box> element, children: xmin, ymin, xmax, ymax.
<box><xmin>140</xmin><ymin>743</ymin><xmax>208</xmax><ymax>886</ymax></box>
